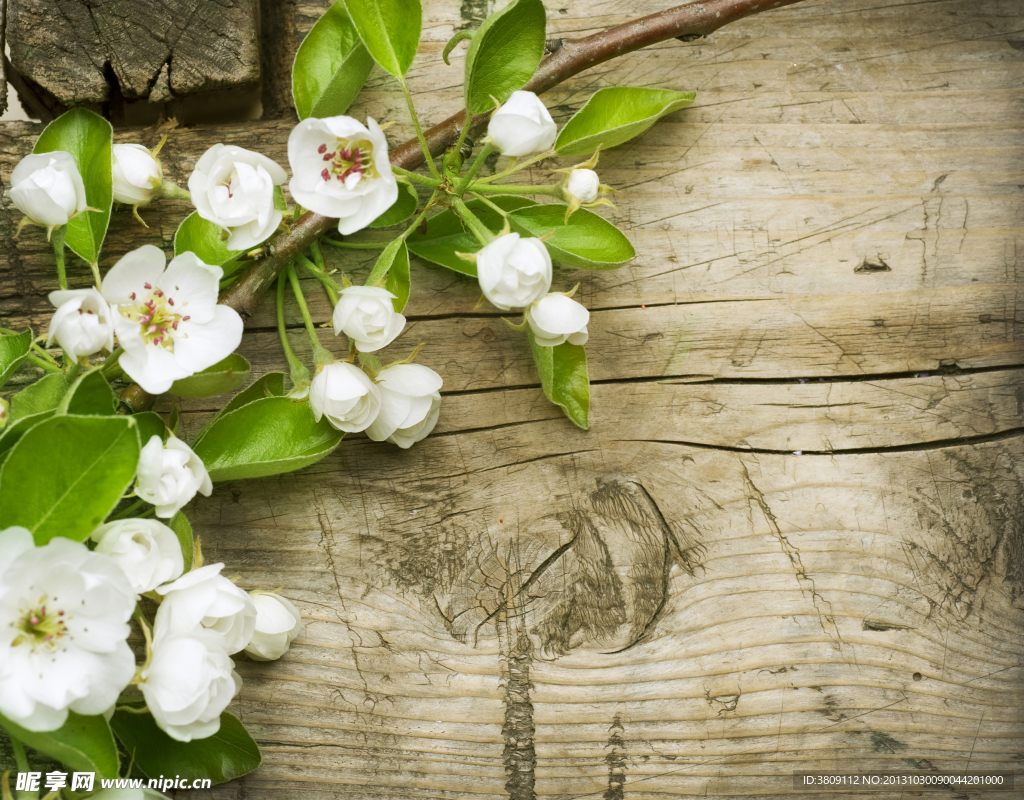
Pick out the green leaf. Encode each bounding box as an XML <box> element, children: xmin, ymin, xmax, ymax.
<box><xmin>169</xmin><ymin>354</ymin><xmax>251</xmax><ymax>398</ymax></box>
<box><xmin>365</xmin><ymin>238</ymin><xmax>408</xmax><ymax>297</ymax></box>
<box><xmin>0</xmin><ymin>329</ymin><xmax>32</xmax><ymax>388</ymax></box>
<box><xmin>407</xmin><ymin>196</ymin><xmax>536</xmax><ymax>276</ymax></box>
<box><xmin>384</xmin><ymin>243</ymin><xmax>411</xmax><ymax>312</ymax></box>
<box><xmin>212</xmin><ymin>372</ymin><xmax>287</xmax><ymax>425</ymax></box>
<box><xmin>133</xmin><ymin>410</ymin><xmax>167</xmax><ymax>445</ymax></box>
<box><xmin>554</xmin><ymin>87</ymin><xmax>696</xmax><ymax>156</ymax></box>
<box><xmin>9</xmin><ymin>372</ymin><xmax>68</xmax><ymax>422</ymax></box>
<box><xmin>464</xmin><ymin>0</ymin><xmax>545</xmax><ymax>114</ymax></box>
<box><xmin>529</xmin><ymin>331</ymin><xmax>590</xmax><ymax>429</ymax></box>
<box><xmin>293</xmin><ymin>1</ymin><xmax>375</xmax><ymax>120</ymax></box>
<box><xmin>33</xmin><ymin>107</ymin><xmax>113</xmax><ymax>266</ymax></box>
<box><xmin>0</xmin><ymin>711</ymin><xmax>120</xmax><ymax>779</ymax></box>
<box><xmin>169</xmin><ymin>510</ymin><xmax>194</xmax><ymax>573</ymax></box>
<box><xmin>369</xmin><ymin>181</ymin><xmax>418</xmax><ymax>228</ymax></box>
<box><xmin>343</xmin><ymin>0</ymin><xmax>421</xmax><ymax>78</ymax></box>
<box><xmin>174</xmin><ymin>211</ymin><xmax>245</xmax><ymax>269</ymax></box>
<box><xmin>0</xmin><ymin>410</ymin><xmax>54</xmax><ymax>466</ymax></box>
<box><xmin>58</xmin><ymin>369</ymin><xmax>116</xmax><ymax>415</ymax></box>
<box><xmin>193</xmin><ymin>397</ymin><xmax>343</xmax><ymax>482</ymax></box>
<box><xmin>509</xmin><ymin>204</ymin><xmax>635</xmax><ymax>269</ymax></box>
<box><xmin>111</xmin><ymin>710</ymin><xmax>261</xmax><ymax>786</ymax></box>
<box><xmin>0</xmin><ymin>415</ymin><xmax>141</xmax><ymax>544</ymax></box>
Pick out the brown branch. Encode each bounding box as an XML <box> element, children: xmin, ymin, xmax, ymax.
<box><xmin>118</xmin><ymin>0</ymin><xmax>804</xmax><ymax>413</ymax></box>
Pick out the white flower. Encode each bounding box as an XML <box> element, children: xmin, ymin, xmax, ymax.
<box><xmin>487</xmin><ymin>91</ymin><xmax>557</xmax><ymax>157</ymax></box>
<box><xmin>154</xmin><ymin>563</ymin><xmax>256</xmax><ymax>655</ymax></box>
<box><xmin>0</xmin><ymin>528</ymin><xmax>136</xmax><ymax>732</ymax></box>
<box><xmin>91</xmin><ymin>518</ymin><xmax>185</xmax><ymax>594</ymax></box>
<box><xmin>10</xmin><ymin>151</ymin><xmax>88</xmax><ymax>229</ymax></box>
<box><xmin>526</xmin><ymin>294</ymin><xmax>590</xmax><ymax>347</ymax></box>
<box><xmin>112</xmin><ymin>144</ymin><xmax>162</xmax><ymax>206</ymax></box>
<box><xmin>366</xmin><ymin>364</ymin><xmax>442</xmax><ymax>449</ymax></box>
<box><xmin>46</xmin><ymin>288</ymin><xmax>115</xmax><ymax>360</ymax></box>
<box><xmin>566</xmin><ymin>168</ymin><xmax>600</xmax><ymax>204</ymax></box>
<box><xmin>100</xmin><ymin>245</ymin><xmax>244</xmax><ymax>394</ymax></box>
<box><xmin>141</xmin><ymin>627</ymin><xmax>240</xmax><ymax>742</ymax></box>
<box><xmin>477</xmin><ymin>233</ymin><xmax>552</xmax><ymax>311</ymax></box>
<box><xmin>134</xmin><ymin>435</ymin><xmax>213</xmax><ymax>518</ymax></box>
<box><xmin>309</xmin><ymin>361</ymin><xmax>381</xmax><ymax>433</ymax></box>
<box><xmin>188</xmin><ymin>144</ymin><xmax>287</xmax><ymax>251</ymax></box>
<box><xmin>244</xmin><ymin>592</ymin><xmax>303</xmax><ymax>662</ymax></box>
<box><xmin>332</xmin><ymin>286</ymin><xmax>405</xmax><ymax>352</ymax></box>
<box><xmin>288</xmin><ymin>116</ymin><xmax>398</xmax><ymax>236</ymax></box>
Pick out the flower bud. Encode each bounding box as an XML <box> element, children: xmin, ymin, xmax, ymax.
<box><xmin>134</xmin><ymin>435</ymin><xmax>213</xmax><ymax>518</ymax></box>
<box><xmin>112</xmin><ymin>144</ymin><xmax>163</xmax><ymax>205</ymax></box>
<box><xmin>487</xmin><ymin>91</ymin><xmax>557</xmax><ymax>157</ymax></box>
<box><xmin>566</xmin><ymin>168</ymin><xmax>600</xmax><ymax>204</ymax></box>
<box><xmin>10</xmin><ymin>151</ymin><xmax>88</xmax><ymax>228</ymax></box>
<box><xmin>477</xmin><ymin>233</ymin><xmax>552</xmax><ymax>311</ymax></box>
<box><xmin>526</xmin><ymin>293</ymin><xmax>590</xmax><ymax>347</ymax></box>
<box><xmin>46</xmin><ymin>288</ymin><xmax>115</xmax><ymax>361</ymax></box>
<box><xmin>309</xmin><ymin>361</ymin><xmax>382</xmax><ymax>433</ymax></box>
<box><xmin>154</xmin><ymin>563</ymin><xmax>257</xmax><ymax>655</ymax></box>
<box><xmin>332</xmin><ymin>286</ymin><xmax>406</xmax><ymax>352</ymax></box>
<box><xmin>366</xmin><ymin>364</ymin><xmax>442</xmax><ymax>449</ymax></box>
<box><xmin>91</xmin><ymin>518</ymin><xmax>185</xmax><ymax>594</ymax></box>
<box><xmin>244</xmin><ymin>591</ymin><xmax>304</xmax><ymax>661</ymax></box>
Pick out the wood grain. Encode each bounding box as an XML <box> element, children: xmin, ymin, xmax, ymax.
<box><xmin>1</xmin><ymin>0</ymin><xmax>1022</xmax><ymax>796</ymax></box>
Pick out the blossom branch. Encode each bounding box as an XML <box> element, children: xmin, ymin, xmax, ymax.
<box><xmin>119</xmin><ymin>0</ymin><xmax>803</xmax><ymax>412</ymax></box>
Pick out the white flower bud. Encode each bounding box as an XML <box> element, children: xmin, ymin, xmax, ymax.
<box><xmin>288</xmin><ymin>116</ymin><xmax>398</xmax><ymax>236</ymax></box>
<box><xmin>366</xmin><ymin>364</ymin><xmax>442</xmax><ymax>449</ymax></box>
<box><xmin>91</xmin><ymin>518</ymin><xmax>185</xmax><ymax>594</ymax></box>
<box><xmin>477</xmin><ymin>233</ymin><xmax>552</xmax><ymax>311</ymax></box>
<box><xmin>154</xmin><ymin>563</ymin><xmax>257</xmax><ymax>655</ymax></box>
<box><xmin>10</xmin><ymin>151</ymin><xmax>88</xmax><ymax>228</ymax></box>
<box><xmin>526</xmin><ymin>294</ymin><xmax>590</xmax><ymax>347</ymax></box>
<box><xmin>309</xmin><ymin>361</ymin><xmax>382</xmax><ymax>433</ymax></box>
<box><xmin>244</xmin><ymin>592</ymin><xmax>304</xmax><ymax>661</ymax></box>
<box><xmin>46</xmin><ymin>288</ymin><xmax>115</xmax><ymax>361</ymax></box>
<box><xmin>112</xmin><ymin>144</ymin><xmax>162</xmax><ymax>205</ymax></box>
<box><xmin>188</xmin><ymin>144</ymin><xmax>287</xmax><ymax>251</ymax></box>
<box><xmin>141</xmin><ymin>627</ymin><xmax>241</xmax><ymax>742</ymax></box>
<box><xmin>487</xmin><ymin>91</ymin><xmax>557</xmax><ymax>157</ymax></box>
<box><xmin>332</xmin><ymin>286</ymin><xmax>405</xmax><ymax>352</ymax></box>
<box><xmin>134</xmin><ymin>435</ymin><xmax>213</xmax><ymax>519</ymax></box>
<box><xmin>566</xmin><ymin>168</ymin><xmax>600</xmax><ymax>204</ymax></box>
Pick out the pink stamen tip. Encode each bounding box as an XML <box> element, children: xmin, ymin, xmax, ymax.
<box><xmin>168</xmin><ymin>298</ymin><xmax>174</xmax><ymax>306</ymax></box>
<box><xmin>29</xmin><ymin>616</ymin><xmax>39</xmax><ymax>625</ymax></box>
<box><xmin>147</xmin><ymin>324</ymin><xmax>158</xmax><ymax>334</ymax></box>
<box><xmin>44</xmin><ymin>634</ymin><xmax>53</xmax><ymax>642</ymax></box>
<box><xmin>143</xmin><ymin>283</ymin><xmax>152</xmax><ymax>289</ymax></box>
<box><xmin>172</xmin><ymin>321</ymin><xmax>179</xmax><ymax>330</ymax></box>
<box><xmin>153</xmin><ymin>337</ymin><xmax>162</xmax><ymax>345</ymax></box>
<box><xmin>154</xmin><ymin>289</ymin><xmax>163</xmax><ymax>297</ymax></box>
<box><xmin>58</xmin><ymin>611</ymin><xmax>64</xmax><ymax>616</ymax></box>
<box><xmin>182</xmin><ymin>315</ymin><xmax>191</xmax><ymax>321</ymax></box>
<box><xmin>323</xmin><ymin>153</ymin><xmax>333</xmax><ymax>161</ymax></box>
<box><xmin>129</xmin><ymin>292</ymin><xmax>136</xmax><ymax>300</ymax></box>
<box><xmin>321</xmin><ymin>168</ymin><xmax>330</xmax><ymax>182</ymax></box>
<box><xmin>318</xmin><ymin>144</ymin><xmax>327</xmax><ymax>154</ymax></box>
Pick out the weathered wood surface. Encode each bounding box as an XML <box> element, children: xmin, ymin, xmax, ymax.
<box><xmin>1</xmin><ymin>0</ymin><xmax>1023</xmax><ymax>797</ymax></box>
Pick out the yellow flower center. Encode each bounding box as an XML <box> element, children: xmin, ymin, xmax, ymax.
<box><xmin>317</xmin><ymin>138</ymin><xmax>379</xmax><ymax>184</ymax></box>
<box><xmin>13</xmin><ymin>595</ymin><xmax>69</xmax><ymax>651</ymax></box>
<box><xmin>120</xmin><ymin>283</ymin><xmax>190</xmax><ymax>350</ymax></box>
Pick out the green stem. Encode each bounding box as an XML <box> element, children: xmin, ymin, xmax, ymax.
<box><xmin>25</xmin><ymin>352</ymin><xmax>62</xmax><ymax>373</ymax></box>
<box><xmin>9</xmin><ymin>737</ymin><xmax>29</xmax><ymax>774</ymax></box>
<box><xmin>29</xmin><ymin>342</ymin><xmax>60</xmax><ymax>366</ymax></box>
<box><xmin>297</xmin><ymin>253</ymin><xmax>340</xmax><ymax>305</ymax></box>
<box><xmin>391</xmin><ymin>166</ymin><xmax>441</xmax><ymax>188</ymax></box>
<box><xmin>64</xmin><ymin>359</ymin><xmax>81</xmax><ymax>381</ymax></box>
<box><xmin>287</xmin><ymin>264</ymin><xmax>334</xmax><ymax>368</ymax></box>
<box><xmin>321</xmin><ymin>238</ymin><xmax>389</xmax><ymax>250</ymax></box>
<box><xmin>100</xmin><ymin>346</ymin><xmax>125</xmax><ymax>379</ymax></box>
<box><xmin>276</xmin><ymin>275</ymin><xmax>312</xmax><ymax>387</ymax></box>
<box><xmin>470</xmin><ymin>182</ymin><xmax>563</xmax><ymax>197</ymax></box>
<box><xmin>469</xmin><ymin>192</ymin><xmax>512</xmax><ymax>218</ymax></box>
<box><xmin>399</xmin><ymin>79</ymin><xmax>442</xmax><ymax>180</ymax></box>
<box><xmin>473</xmin><ymin>150</ymin><xmax>553</xmax><ymax>185</ymax></box>
<box><xmin>109</xmin><ymin>497</ymin><xmax>149</xmax><ymax>522</ymax></box>
<box><xmin>157</xmin><ymin>181</ymin><xmax>192</xmax><ymax>201</ymax></box>
<box><xmin>51</xmin><ymin>224</ymin><xmax>67</xmax><ymax>290</ymax></box>
<box><xmin>450</xmin><ymin>196</ymin><xmax>494</xmax><ymax>246</ymax></box>
<box><xmin>455</xmin><ymin>143</ymin><xmax>495</xmax><ymax>194</ymax></box>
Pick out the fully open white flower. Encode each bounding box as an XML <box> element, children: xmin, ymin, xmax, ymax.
<box><xmin>244</xmin><ymin>591</ymin><xmax>304</xmax><ymax>662</ymax></box>
<box><xmin>332</xmin><ymin>286</ymin><xmax>405</xmax><ymax>352</ymax></box>
<box><xmin>141</xmin><ymin>627</ymin><xmax>240</xmax><ymax>742</ymax></box>
<box><xmin>0</xmin><ymin>528</ymin><xmax>136</xmax><ymax>732</ymax></box>
<box><xmin>46</xmin><ymin>288</ymin><xmax>115</xmax><ymax>360</ymax></box>
<box><xmin>310</xmin><ymin>361</ymin><xmax>381</xmax><ymax>433</ymax></box>
<box><xmin>288</xmin><ymin>116</ymin><xmax>398</xmax><ymax>236</ymax></box>
<box><xmin>477</xmin><ymin>233</ymin><xmax>552</xmax><ymax>311</ymax></box>
<box><xmin>154</xmin><ymin>563</ymin><xmax>256</xmax><ymax>654</ymax></box>
<box><xmin>10</xmin><ymin>151</ymin><xmax>88</xmax><ymax>229</ymax></box>
<box><xmin>488</xmin><ymin>92</ymin><xmax>557</xmax><ymax>157</ymax></box>
<box><xmin>526</xmin><ymin>293</ymin><xmax>590</xmax><ymax>347</ymax></box>
<box><xmin>566</xmin><ymin>168</ymin><xmax>600</xmax><ymax>204</ymax></box>
<box><xmin>366</xmin><ymin>364</ymin><xmax>442</xmax><ymax>449</ymax></box>
<box><xmin>100</xmin><ymin>245</ymin><xmax>243</xmax><ymax>394</ymax></box>
<box><xmin>135</xmin><ymin>435</ymin><xmax>213</xmax><ymax>518</ymax></box>
<box><xmin>112</xmin><ymin>144</ymin><xmax>163</xmax><ymax>206</ymax></box>
<box><xmin>188</xmin><ymin>144</ymin><xmax>287</xmax><ymax>251</ymax></box>
<box><xmin>91</xmin><ymin>518</ymin><xmax>185</xmax><ymax>594</ymax></box>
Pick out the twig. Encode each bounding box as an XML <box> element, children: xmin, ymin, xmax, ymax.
<box><xmin>118</xmin><ymin>0</ymin><xmax>804</xmax><ymax>413</ymax></box>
